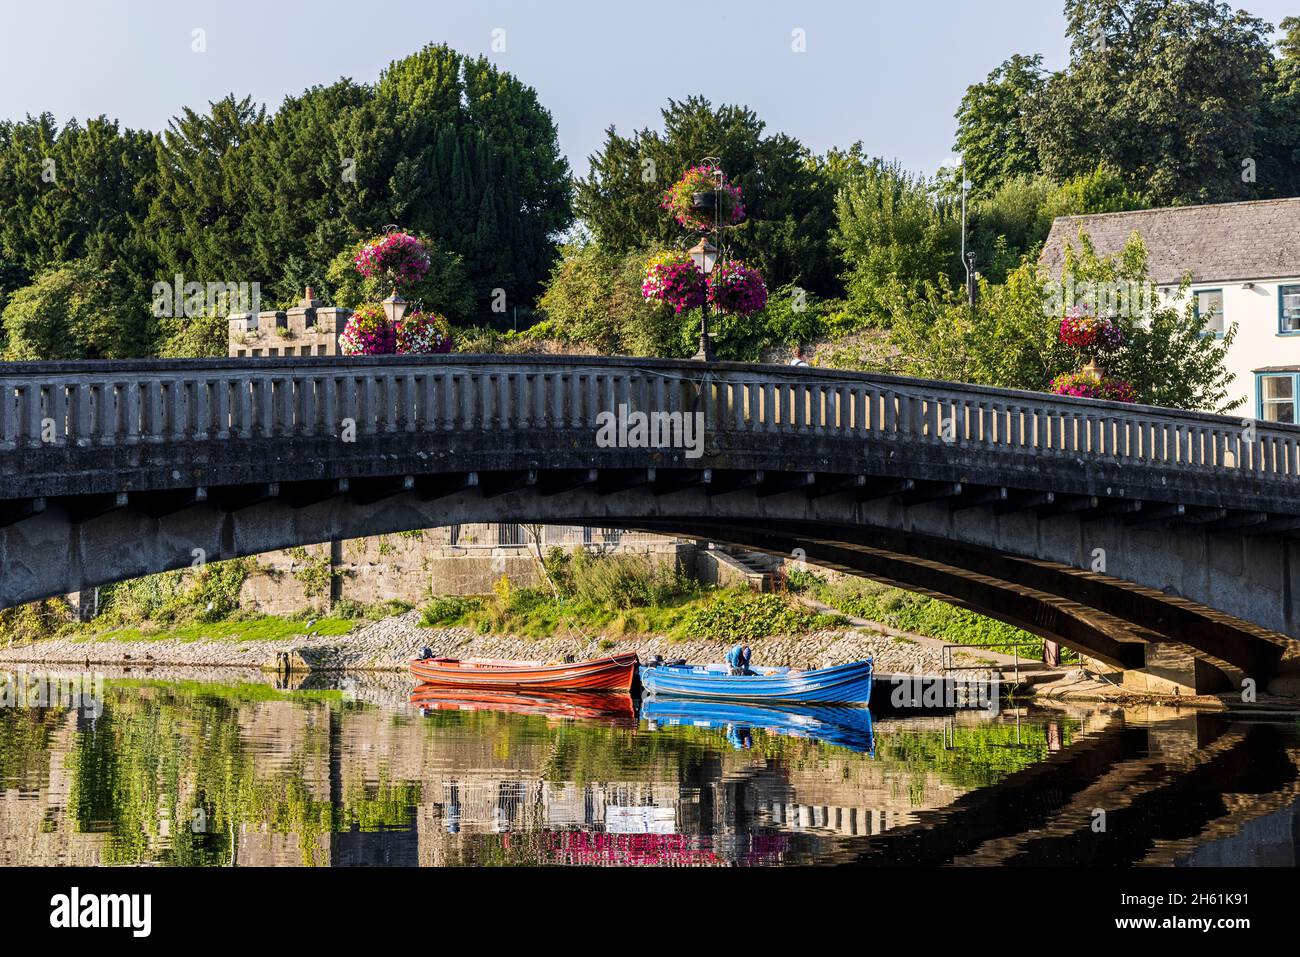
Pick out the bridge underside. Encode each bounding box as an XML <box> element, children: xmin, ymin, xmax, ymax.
<box><xmin>2</xmin><ymin>464</ymin><xmax>1297</xmax><ymax>695</ymax></box>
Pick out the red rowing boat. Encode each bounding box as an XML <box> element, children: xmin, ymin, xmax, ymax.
<box><xmin>410</xmin><ymin>653</ymin><xmax>639</xmax><ymax>692</ymax></box>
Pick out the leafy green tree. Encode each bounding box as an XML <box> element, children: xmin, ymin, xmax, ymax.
<box><xmin>1024</xmin><ymin>0</ymin><xmax>1273</xmax><ymax>205</ymax></box>
<box><xmin>2</xmin><ymin>258</ymin><xmax>151</xmax><ymax>360</ymax></box>
<box><xmin>832</xmin><ymin>156</ymin><xmax>960</xmax><ymax>327</ymax></box>
<box><xmin>1062</xmin><ymin>234</ymin><xmax>1240</xmax><ymax>411</ymax></box>
<box><xmin>881</xmin><ymin>234</ymin><xmax>1238</xmax><ymax>412</ymax></box>
<box><xmin>1255</xmin><ymin>16</ymin><xmax>1300</xmax><ymax>199</ymax></box>
<box><xmin>536</xmin><ymin>242</ymin><xmax>682</xmax><ymax>356</ymax></box>
<box><xmin>0</xmin><ymin>114</ymin><xmax>156</xmax><ymax>317</ymax></box>
<box><xmin>953</xmin><ymin>54</ymin><xmax>1046</xmax><ymax>196</ymax></box>
<box><xmin>241</xmin><ymin>80</ymin><xmax>374</xmax><ymax>306</ymax></box>
<box><xmin>575</xmin><ymin>96</ymin><xmax>838</xmax><ymax>296</ymax></box>
<box><xmin>141</xmin><ymin>95</ymin><xmax>267</xmax><ymax>288</ymax></box>
<box><xmin>967</xmin><ymin>164</ymin><xmax>1146</xmax><ymax>283</ymax></box>
<box><xmin>372</xmin><ymin>44</ymin><xmax>572</xmax><ymax>308</ymax></box>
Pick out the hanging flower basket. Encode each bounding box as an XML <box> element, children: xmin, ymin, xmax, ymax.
<box><xmin>661</xmin><ymin>165</ymin><xmax>745</xmax><ymax>232</ymax></box>
<box><xmin>396</xmin><ymin>309</ymin><xmax>454</xmax><ymax>354</ymax></box>
<box><xmin>1058</xmin><ymin>307</ymin><xmax>1122</xmax><ymax>353</ymax></box>
<box><xmin>353</xmin><ymin>231</ymin><xmax>431</xmax><ymax>290</ymax></box>
<box><xmin>338</xmin><ymin>303</ymin><xmax>396</xmax><ymax>355</ymax></box>
<box><xmin>707</xmin><ymin>260</ymin><xmax>768</xmax><ymax>316</ymax></box>
<box><xmin>641</xmin><ymin>251</ymin><xmax>706</xmax><ymax>314</ymax></box>
<box><xmin>1050</xmin><ymin>371</ymin><xmax>1137</xmax><ymax>403</ymax></box>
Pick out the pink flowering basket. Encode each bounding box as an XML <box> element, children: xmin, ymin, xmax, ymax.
<box><xmin>707</xmin><ymin>260</ymin><xmax>768</xmax><ymax>316</ymax></box>
<box><xmin>1050</xmin><ymin>371</ymin><xmax>1137</xmax><ymax>403</ymax></box>
<box><xmin>353</xmin><ymin>232</ymin><xmax>431</xmax><ymax>290</ymax></box>
<box><xmin>642</xmin><ymin>252</ymin><xmax>706</xmax><ymax>314</ymax></box>
<box><xmin>338</xmin><ymin>304</ymin><xmax>396</xmax><ymax>355</ymax></box>
<box><xmin>661</xmin><ymin>165</ymin><xmax>746</xmax><ymax>232</ymax></box>
<box><xmin>396</xmin><ymin>310</ymin><xmax>454</xmax><ymax>354</ymax></box>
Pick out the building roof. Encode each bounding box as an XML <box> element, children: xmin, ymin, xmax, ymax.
<box><xmin>1038</xmin><ymin>198</ymin><xmax>1300</xmax><ymax>285</ymax></box>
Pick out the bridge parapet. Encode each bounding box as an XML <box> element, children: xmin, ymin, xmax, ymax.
<box><xmin>0</xmin><ymin>356</ymin><xmax>1294</xmax><ymax>481</ymax></box>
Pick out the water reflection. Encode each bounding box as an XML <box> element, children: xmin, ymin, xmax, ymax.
<box><xmin>0</xmin><ymin>668</ymin><xmax>1297</xmax><ymax>866</ymax></box>
<box><xmin>642</xmin><ymin>698</ymin><xmax>876</xmax><ymax>754</ymax></box>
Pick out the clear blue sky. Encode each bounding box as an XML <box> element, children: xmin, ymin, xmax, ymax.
<box><xmin>1</xmin><ymin>0</ymin><xmax>1295</xmax><ymax>178</ymax></box>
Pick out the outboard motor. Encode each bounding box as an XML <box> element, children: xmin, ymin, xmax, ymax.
<box><xmin>418</xmin><ymin>646</ymin><xmax>434</xmax><ymax>661</ymax></box>
<box><xmin>645</xmin><ymin>655</ymin><xmax>664</xmax><ymax>667</ymax></box>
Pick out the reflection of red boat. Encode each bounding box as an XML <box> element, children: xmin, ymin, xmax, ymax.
<box><xmin>410</xmin><ymin>654</ymin><xmax>638</xmax><ymax>692</ymax></box>
<box><xmin>409</xmin><ymin>685</ymin><xmax>636</xmax><ymax>726</ymax></box>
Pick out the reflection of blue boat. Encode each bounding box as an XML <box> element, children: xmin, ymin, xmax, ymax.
<box><xmin>642</xmin><ymin>699</ymin><xmax>875</xmax><ymax>754</ymax></box>
<box><xmin>639</xmin><ymin>659</ymin><xmax>873</xmax><ymax>704</ymax></box>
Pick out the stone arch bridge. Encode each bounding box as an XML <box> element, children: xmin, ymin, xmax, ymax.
<box><xmin>2</xmin><ymin>355</ymin><xmax>1300</xmax><ymax>694</ymax></box>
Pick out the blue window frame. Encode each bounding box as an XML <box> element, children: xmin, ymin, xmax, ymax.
<box><xmin>1257</xmin><ymin>372</ymin><xmax>1297</xmax><ymax>423</ymax></box>
<box><xmin>1194</xmin><ymin>288</ymin><xmax>1224</xmax><ymax>337</ymax></box>
<box><xmin>1279</xmin><ymin>285</ymin><xmax>1300</xmax><ymax>334</ymax></box>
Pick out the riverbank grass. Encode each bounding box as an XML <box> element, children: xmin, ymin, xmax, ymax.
<box><xmin>70</xmin><ymin>614</ymin><xmax>360</xmax><ymax>645</ymax></box>
<box><xmin>420</xmin><ymin>550</ymin><xmax>846</xmax><ymax>641</ymax></box>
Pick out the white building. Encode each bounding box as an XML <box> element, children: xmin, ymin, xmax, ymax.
<box><xmin>1039</xmin><ymin>198</ymin><xmax>1300</xmax><ymax>421</ymax></box>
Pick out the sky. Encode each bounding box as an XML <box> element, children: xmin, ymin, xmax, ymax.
<box><xmin>1</xmin><ymin>0</ymin><xmax>1296</xmax><ymax>179</ymax></box>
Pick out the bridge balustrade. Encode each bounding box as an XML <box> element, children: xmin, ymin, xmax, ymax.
<box><xmin>0</xmin><ymin>358</ymin><xmax>1295</xmax><ymax>479</ymax></box>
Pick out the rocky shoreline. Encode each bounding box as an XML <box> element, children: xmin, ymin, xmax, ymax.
<box><xmin>0</xmin><ymin>609</ymin><xmax>986</xmax><ymax>677</ymax></box>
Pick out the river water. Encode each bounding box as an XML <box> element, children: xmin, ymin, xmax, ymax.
<box><xmin>1</xmin><ymin>668</ymin><xmax>1297</xmax><ymax>867</ymax></box>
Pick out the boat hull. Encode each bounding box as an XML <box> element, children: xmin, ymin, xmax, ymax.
<box><xmin>410</xmin><ymin>653</ymin><xmax>638</xmax><ymax>692</ymax></box>
<box><xmin>639</xmin><ymin>659</ymin><xmax>872</xmax><ymax>704</ymax></box>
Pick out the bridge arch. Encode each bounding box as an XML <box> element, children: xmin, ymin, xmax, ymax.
<box><xmin>2</xmin><ymin>355</ymin><xmax>1299</xmax><ymax>692</ymax></box>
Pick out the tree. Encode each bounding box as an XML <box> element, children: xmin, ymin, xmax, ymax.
<box><xmin>0</xmin><ymin>114</ymin><xmax>156</xmax><ymax>317</ymax></box>
<box><xmin>966</xmin><ymin>164</ymin><xmax>1147</xmax><ymax>283</ymax></box>
<box><xmin>832</xmin><ymin>156</ymin><xmax>960</xmax><ymax>327</ymax></box>
<box><xmin>141</xmin><ymin>95</ymin><xmax>267</xmax><ymax>288</ymax></box>
<box><xmin>1255</xmin><ymin>16</ymin><xmax>1300</xmax><ymax>199</ymax></box>
<box><xmin>574</xmin><ymin>96</ymin><xmax>838</xmax><ymax>296</ymax></box>
<box><xmin>1062</xmin><ymin>234</ymin><xmax>1240</xmax><ymax>411</ymax></box>
<box><xmin>2</xmin><ymin>258</ymin><xmax>150</xmax><ymax>360</ymax></box>
<box><xmin>1024</xmin><ymin>0</ymin><xmax>1274</xmax><ymax>206</ymax></box>
<box><xmin>953</xmin><ymin>54</ymin><xmax>1046</xmax><ymax>197</ymax></box>
<box><xmin>536</xmin><ymin>242</ymin><xmax>682</xmax><ymax>356</ymax></box>
<box><xmin>372</xmin><ymin>44</ymin><xmax>573</xmax><ymax>309</ymax></box>
<box><xmin>241</xmin><ymin>80</ymin><xmax>374</xmax><ymax>306</ymax></box>
<box><xmin>880</xmin><ymin>234</ymin><xmax>1238</xmax><ymax>412</ymax></box>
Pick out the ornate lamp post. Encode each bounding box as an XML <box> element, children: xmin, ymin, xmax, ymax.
<box><xmin>688</xmin><ymin>236</ymin><xmax>719</xmax><ymax>361</ymax></box>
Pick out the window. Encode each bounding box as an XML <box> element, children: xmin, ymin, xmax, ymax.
<box><xmin>1281</xmin><ymin>285</ymin><xmax>1300</xmax><ymax>333</ymax></box>
<box><xmin>1259</xmin><ymin>374</ymin><xmax>1296</xmax><ymax>423</ymax></box>
<box><xmin>1194</xmin><ymin>289</ymin><xmax>1224</xmax><ymax>336</ymax></box>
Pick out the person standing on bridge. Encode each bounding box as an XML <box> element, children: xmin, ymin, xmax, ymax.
<box><xmin>788</xmin><ymin>345</ymin><xmax>809</xmax><ymax>367</ymax></box>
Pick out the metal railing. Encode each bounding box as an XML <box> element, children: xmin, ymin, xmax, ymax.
<box><xmin>2</xmin><ymin>355</ymin><xmax>1297</xmax><ymax>480</ymax></box>
<box><xmin>940</xmin><ymin>640</ymin><xmax>1045</xmax><ymax>684</ymax></box>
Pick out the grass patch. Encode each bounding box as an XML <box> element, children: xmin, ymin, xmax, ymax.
<box><xmin>418</xmin><ymin>551</ymin><xmax>845</xmax><ymax>641</ymax></box>
<box><xmin>785</xmin><ymin>568</ymin><xmax>1071</xmax><ymax>659</ymax></box>
<box><xmin>70</xmin><ymin>615</ymin><xmax>358</xmax><ymax>645</ymax></box>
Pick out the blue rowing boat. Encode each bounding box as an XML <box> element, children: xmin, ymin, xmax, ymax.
<box><xmin>642</xmin><ymin>698</ymin><xmax>875</xmax><ymax>754</ymax></box>
<box><xmin>639</xmin><ymin>658</ymin><xmax>873</xmax><ymax>705</ymax></box>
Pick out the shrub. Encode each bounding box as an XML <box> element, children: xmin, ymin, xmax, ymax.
<box><xmin>677</xmin><ymin>589</ymin><xmax>825</xmax><ymax>641</ymax></box>
<box><xmin>420</xmin><ymin>595</ymin><xmax>486</xmax><ymax>627</ymax></box>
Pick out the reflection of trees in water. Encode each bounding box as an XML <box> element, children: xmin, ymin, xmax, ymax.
<box><xmin>16</xmin><ymin>679</ymin><xmax>1297</xmax><ymax>868</ymax></box>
